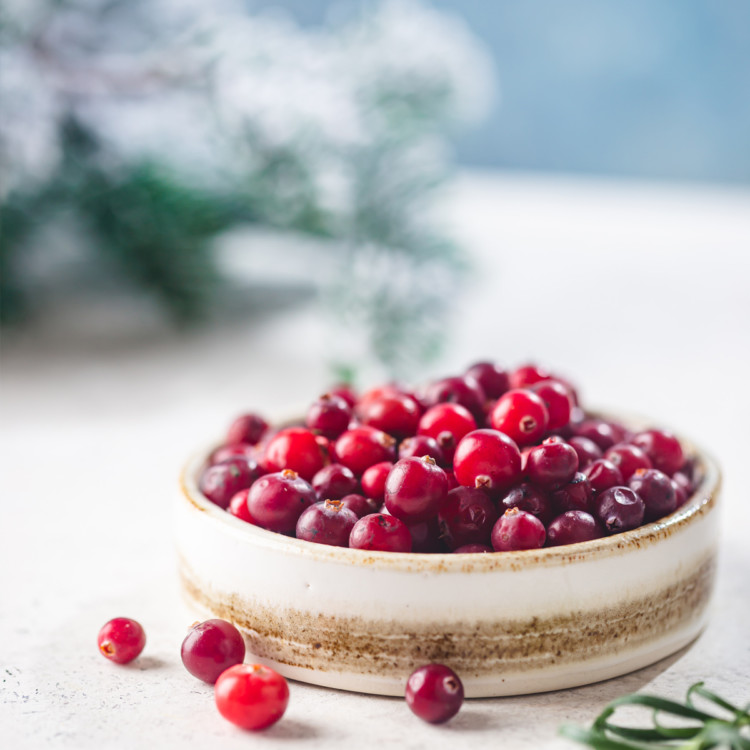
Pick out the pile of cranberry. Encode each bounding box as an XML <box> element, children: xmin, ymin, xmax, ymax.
<box><xmin>198</xmin><ymin>362</ymin><xmax>696</xmax><ymax>554</ymax></box>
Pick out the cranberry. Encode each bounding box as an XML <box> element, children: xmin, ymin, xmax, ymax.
<box><xmin>327</xmin><ymin>383</ymin><xmax>358</xmax><ymax>408</ymax></box>
<box><xmin>335</xmin><ymin>427</ymin><xmax>396</xmax><ymax>476</ymax></box>
<box><xmin>398</xmin><ymin>435</ymin><xmax>446</xmax><ymax>467</ymax></box>
<box><xmin>247</xmin><ymin>469</ymin><xmax>316</xmax><ymax>534</ymax></box>
<box><xmin>418</xmin><ymin>403</ymin><xmax>477</xmax><ymax>463</ymax></box>
<box><xmin>491</xmin><ymin>508</ymin><xmax>546</xmax><ymax>551</ymax></box>
<box><xmin>422</xmin><ymin>375</ymin><xmax>486</xmax><ymax>421</ymax></box>
<box><xmin>594</xmin><ymin>486</ymin><xmax>645</xmax><ymax>533</ymax></box>
<box><xmin>499</xmin><ymin>482</ymin><xmax>553</xmax><ymax>525</ymax></box>
<box><xmin>181</xmin><ymin>619</ymin><xmax>246</xmax><ymax>684</ymax></box>
<box><xmin>306</xmin><ymin>394</ymin><xmax>351</xmax><ymax>440</ymax></box>
<box><xmin>631</xmin><ymin>430</ymin><xmax>684</xmax><ymax>476</ymax></box>
<box><xmin>97</xmin><ymin>617</ymin><xmax>146</xmax><ymax>664</ymax></box>
<box><xmin>437</xmin><ymin>486</ymin><xmax>498</xmax><ymax>550</ymax></box>
<box><xmin>672</xmin><ymin>471</ymin><xmax>693</xmax><ymax>498</ymax></box>
<box><xmin>356</xmin><ymin>393</ymin><xmax>421</xmax><ymax>440</ymax></box>
<box><xmin>490</xmin><ymin>389</ymin><xmax>549</xmax><ymax>446</ymax></box>
<box><xmin>529</xmin><ymin>379</ymin><xmax>573</xmax><ymax>431</ymax></box>
<box><xmin>584</xmin><ymin>458</ymin><xmax>624</xmax><ymax>493</ymax></box>
<box><xmin>349</xmin><ymin>513</ymin><xmax>412</xmax><ymax>552</ymax></box>
<box><xmin>550</xmin><ymin>472</ymin><xmax>593</xmax><ymax>513</ymax></box>
<box><xmin>509</xmin><ymin>363</ymin><xmax>552</xmax><ymax>389</ymax></box>
<box><xmin>408</xmin><ymin>517</ymin><xmax>445</xmax><ymax>553</ymax></box>
<box><xmin>226</xmin><ymin>413</ymin><xmax>268</xmax><ymax>446</ymax></box>
<box><xmin>263</xmin><ymin>427</ymin><xmax>327</xmax><ymax>481</ymax></box>
<box><xmin>339</xmin><ymin>493</ymin><xmax>378</xmax><ymax>518</ymax></box>
<box><xmin>228</xmin><ymin>489</ymin><xmax>255</xmax><ymax>523</ymax></box>
<box><xmin>546</xmin><ymin>511</ymin><xmax>604</xmax><ymax>546</ymax></box>
<box><xmin>360</xmin><ymin>461</ymin><xmax>394</xmax><ymax>502</ymax></box>
<box><xmin>604</xmin><ymin>443</ymin><xmax>652</xmax><ymax>481</ymax></box>
<box><xmin>453</xmin><ymin>429</ymin><xmax>522</xmax><ymax>494</ymax></box>
<box><xmin>573</xmin><ymin>419</ymin><xmax>622</xmax><ymax>451</ymax></box>
<box><xmin>453</xmin><ymin>543</ymin><xmax>492</xmax><ymax>553</ymax></box>
<box><xmin>214</xmin><ymin>663</ymin><xmax>289</xmax><ymax>731</ymax></box>
<box><xmin>568</xmin><ymin>436</ymin><xmax>603</xmax><ymax>470</ymax></box>
<box><xmin>311</xmin><ymin>463</ymin><xmax>358</xmax><ymax>500</ymax></box>
<box><xmin>629</xmin><ymin>469</ymin><xmax>677</xmax><ymax>521</ymax></box>
<box><xmin>671</xmin><ymin>478</ymin><xmax>689</xmax><ymax>508</ymax></box>
<box><xmin>296</xmin><ymin>499</ymin><xmax>358</xmax><ymax>547</ymax></box>
<box><xmin>526</xmin><ymin>438</ymin><xmax>579</xmax><ymax>488</ymax></box>
<box><xmin>384</xmin><ymin>456</ymin><xmax>448</xmax><ymax>523</ymax></box>
<box><xmin>405</xmin><ymin>664</ymin><xmax>464</xmax><ymax>724</ymax></box>
<box><xmin>200</xmin><ymin>458</ymin><xmax>258</xmax><ymax>509</ymax></box>
<box><xmin>209</xmin><ymin>443</ymin><xmax>257</xmax><ymax>466</ymax></box>
<box><xmin>444</xmin><ymin>470</ymin><xmax>460</xmax><ymax>491</ymax></box>
<box><xmin>465</xmin><ymin>361</ymin><xmax>510</xmax><ymax>399</ymax></box>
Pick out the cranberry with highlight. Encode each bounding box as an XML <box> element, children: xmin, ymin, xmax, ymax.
<box><xmin>360</xmin><ymin>461</ymin><xmax>394</xmax><ymax>503</ymax></box>
<box><xmin>247</xmin><ymin>469</ymin><xmax>316</xmax><ymax>534</ymax></box>
<box><xmin>550</xmin><ymin>472</ymin><xmax>593</xmax><ymax>513</ymax></box>
<box><xmin>335</xmin><ymin>427</ymin><xmax>396</xmax><ymax>476</ymax></box>
<box><xmin>629</xmin><ymin>468</ymin><xmax>677</xmax><ymax>521</ymax></box>
<box><xmin>500</xmin><ymin>482</ymin><xmax>553</xmax><ymax>525</ymax></box>
<box><xmin>465</xmin><ymin>361</ymin><xmax>510</xmax><ymax>399</ymax></box>
<box><xmin>263</xmin><ymin>427</ymin><xmax>327</xmax><ymax>481</ymax></box>
<box><xmin>509</xmin><ymin>363</ymin><xmax>551</xmax><ymax>390</ymax></box>
<box><xmin>573</xmin><ymin>419</ymin><xmax>622</xmax><ymax>451</ymax></box>
<box><xmin>398</xmin><ymin>435</ymin><xmax>446</xmax><ymax>467</ymax></box>
<box><xmin>422</xmin><ymin>375</ymin><xmax>486</xmax><ymax>421</ymax></box>
<box><xmin>306</xmin><ymin>394</ymin><xmax>352</xmax><ymax>440</ymax></box>
<box><xmin>631</xmin><ymin>430</ymin><xmax>684</xmax><ymax>476</ymax></box>
<box><xmin>200</xmin><ymin>458</ymin><xmax>258</xmax><ymax>510</ymax></box>
<box><xmin>405</xmin><ymin>664</ymin><xmax>464</xmax><ymax>724</ymax></box>
<box><xmin>349</xmin><ymin>513</ymin><xmax>412</xmax><ymax>552</ymax></box>
<box><xmin>97</xmin><ymin>617</ymin><xmax>146</xmax><ymax>664</ymax></box>
<box><xmin>529</xmin><ymin>379</ymin><xmax>573</xmax><ymax>431</ymax></box>
<box><xmin>215</xmin><ymin>663</ymin><xmax>289</xmax><ymax>731</ymax></box>
<box><xmin>594</xmin><ymin>486</ymin><xmax>645</xmax><ymax>534</ymax></box>
<box><xmin>181</xmin><ymin>619</ymin><xmax>246</xmax><ymax>684</ymax></box>
<box><xmin>491</xmin><ymin>508</ymin><xmax>546</xmax><ymax>551</ymax></box>
<box><xmin>490</xmin><ymin>389</ymin><xmax>549</xmax><ymax>446</ymax></box>
<box><xmin>296</xmin><ymin>499</ymin><xmax>358</xmax><ymax>547</ymax></box>
<box><xmin>546</xmin><ymin>511</ymin><xmax>604</xmax><ymax>546</ymax></box>
<box><xmin>453</xmin><ymin>429</ymin><xmax>522</xmax><ymax>495</ymax></box>
<box><xmin>228</xmin><ymin>489</ymin><xmax>255</xmax><ymax>524</ymax></box>
<box><xmin>226</xmin><ymin>413</ymin><xmax>268</xmax><ymax>446</ymax></box>
<box><xmin>584</xmin><ymin>458</ymin><xmax>624</xmax><ymax>493</ymax></box>
<box><xmin>604</xmin><ymin>443</ymin><xmax>652</xmax><ymax>481</ymax></box>
<box><xmin>339</xmin><ymin>493</ymin><xmax>378</xmax><ymax>518</ymax></box>
<box><xmin>526</xmin><ymin>438</ymin><xmax>579</xmax><ymax>488</ymax></box>
<box><xmin>311</xmin><ymin>463</ymin><xmax>358</xmax><ymax>501</ymax></box>
<box><xmin>384</xmin><ymin>456</ymin><xmax>448</xmax><ymax>523</ymax></box>
<box><xmin>568</xmin><ymin>436</ymin><xmax>603</xmax><ymax>470</ymax></box>
<box><xmin>438</xmin><ymin>486</ymin><xmax>499</xmax><ymax>550</ymax></box>
<box><xmin>356</xmin><ymin>392</ymin><xmax>421</xmax><ymax>440</ymax></box>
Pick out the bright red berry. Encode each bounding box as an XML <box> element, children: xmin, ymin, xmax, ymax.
<box><xmin>339</xmin><ymin>493</ymin><xmax>378</xmax><ymax>518</ymax></box>
<box><xmin>529</xmin><ymin>379</ymin><xmax>573</xmax><ymax>431</ymax></box>
<box><xmin>453</xmin><ymin>429</ymin><xmax>522</xmax><ymax>494</ymax></box>
<box><xmin>584</xmin><ymin>458</ymin><xmax>624</xmax><ymax>493</ymax></box>
<box><xmin>360</xmin><ymin>461</ymin><xmax>394</xmax><ymax>503</ymax></box>
<box><xmin>398</xmin><ymin>435</ymin><xmax>446</xmax><ymax>467</ymax></box>
<box><xmin>490</xmin><ymin>389</ymin><xmax>549</xmax><ymax>446</ymax></box>
<box><xmin>306</xmin><ymin>394</ymin><xmax>352</xmax><ymax>440</ymax></box>
<box><xmin>214</xmin><ymin>663</ymin><xmax>289</xmax><ymax>731</ymax></box>
<box><xmin>631</xmin><ymin>430</ymin><xmax>684</xmax><ymax>476</ymax></box>
<box><xmin>97</xmin><ymin>617</ymin><xmax>146</xmax><ymax>664</ymax></box>
<box><xmin>334</xmin><ymin>427</ymin><xmax>396</xmax><ymax>476</ymax></box>
<box><xmin>465</xmin><ymin>361</ymin><xmax>510</xmax><ymax>399</ymax></box>
<box><xmin>384</xmin><ymin>456</ymin><xmax>448</xmax><ymax>523</ymax></box>
<box><xmin>311</xmin><ymin>463</ymin><xmax>358</xmax><ymax>500</ymax></box>
<box><xmin>228</xmin><ymin>489</ymin><xmax>255</xmax><ymax>523</ymax></box>
<box><xmin>349</xmin><ymin>513</ymin><xmax>412</xmax><ymax>552</ymax></box>
<box><xmin>263</xmin><ymin>427</ymin><xmax>327</xmax><ymax>481</ymax></box>
<box><xmin>247</xmin><ymin>469</ymin><xmax>316</xmax><ymax>534</ymax></box>
<box><xmin>604</xmin><ymin>443</ymin><xmax>652</xmax><ymax>481</ymax></box>
<box><xmin>356</xmin><ymin>393</ymin><xmax>421</xmax><ymax>440</ymax></box>
<box><xmin>296</xmin><ymin>499</ymin><xmax>359</xmax><ymax>547</ymax></box>
<box><xmin>226</xmin><ymin>413</ymin><xmax>268</xmax><ymax>446</ymax></box>
<box><xmin>491</xmin><ymin>508</ymin><xmax>546</xmax><ymax>551</ymax></box>
<box><xmin>405</xmin><ymin>664</ymin><xmax>464</xmax><ymax>724</ymax></box>
<box><xmin>509</xmin><ymin>363</ymin><xmax>551</xmax><ymax>389</ymax></box>
<box><xmin>181</xmin><ymin>619</ymin><xmax>246</xmax><ymax>684</ymax></box>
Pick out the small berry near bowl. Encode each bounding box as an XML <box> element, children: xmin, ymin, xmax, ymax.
<box><xmin>181</xmin><ymin>619</ymin><xmax>245</xmax><ymax>684</ymax></box>
<box><xmin>97</xmin><ymin>617</ymin><xmax>146</xmax><ymax>664</ymax></box>
<box><xmin>405</xmin><ymin>664</ymin><xmax>464</xmax><ymax>724</ymax></box>
<box><xmin>214</xmin><ymin>664</ymin><xmax>289</xmax><ymax>731</ymax></box>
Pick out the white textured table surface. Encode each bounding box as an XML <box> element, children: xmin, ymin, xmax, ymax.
<box><xmin>2</xmin><ymin>172</ymin><xmax>749</xmax><ymax>748</ymax></box>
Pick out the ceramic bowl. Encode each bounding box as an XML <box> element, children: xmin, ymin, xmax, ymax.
<box><xmin>176</xmin><ymin>425</ymin><xmax>720</xmax><ymax>698</ymax></box>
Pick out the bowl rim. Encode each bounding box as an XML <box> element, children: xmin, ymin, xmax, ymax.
<box><xmin>179</xmin><ymin>426</ymin><xmax>720</xmax><ymax>573</ymax></box>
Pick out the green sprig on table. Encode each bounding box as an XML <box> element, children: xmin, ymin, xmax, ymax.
<box><xmin>560</xmin><ymin>682</ymin><xmax>750</xmax><ymax>749</ymax></box>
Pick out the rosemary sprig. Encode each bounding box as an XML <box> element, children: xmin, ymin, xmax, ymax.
<box><xmin>559</xmin><ymin>682</ymin><xmax>750</xmax><ymax>749</ymax></box>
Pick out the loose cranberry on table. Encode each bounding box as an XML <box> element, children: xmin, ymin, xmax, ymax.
<box><xmin>629</xmin><ymin>469</ymin><xmax>678</xmax><ymax>522</ymax></box>
<box><xmin>263</xmin><ymin>427</ymin><xmax>327</xmax><ymax>482</ymax></box>
<box><xmin>604</xmin><ymin>443</ymin><xmax>652</xmax><ymax>481</ymax></box>
<box><xmin>306</xmin><ymin>394</ymin><xmax>352</xmax><ymax>440</ymax></box>
<box><xmin>594</xmin><ymin>486</ymin><xmax>646</xmax><ymax>534</ymax></box>
<box><xmin>546</xmin><ymin>511</ymin><xmax>604</xmax><ymax>546</ymax></box>
<box><xmin>491</xmin><ymin>508</ymin><xmax>546</xmax><ymax>551</ymax></box>
<box><xmin>97</xmin><ymin>617</ymin><xmax>146</xmax><ymax>664</ymax></box>
<box><xmin>215</xmin><ymin>663</ymin><xmax>289</xmax><ymax>731</ymax></box>
<box><xmin>296</xmin><ymin>500</ymin><xmax>359</xmax><ymax>547</ymax></box>
<box><xmin>465</xmin><ymin>361</ymin><xmax>510</xmax><ymax>399</ymax></box>
<box><xmin>181</xmin><ymin>619</ymin><xmax>246</xmax><ymax>684</ymax></box>
<box><xmin>360</xmin><ymin>461</ymin><xmax>394</xmax><ymax>503</ymax></box>
<box><xmin>453</xmin><ymin>429</ymin><xmax>522</xmax><ymax>495</ymax></box>
<box><xmin>356</xmin><ymin>392</ymin><xmax>421</xmax><ymax>440</ymax></box>
<box><xmin>349</xmin><ymin>513</ymin><xmax>412</xmax><ymax>552</ymax></box>
<box><xmin>529</xmin><ymin>379</ymin><xmax>573</xmax><ymax>431</ymax></box>
<box><xmin>246</xmin><ymin>469</ymin><xmax>316</xmax><ymax>534</ymax></box>
<box><xmin>631</xmin><ymin>429</ymin><xmax>684</xmax><ymax>476</ymax></box>
<box><xmin>200</xmin><ymin>458</ymin><xmax>259</xmax><ymax>510</ymax></box>
<box><xmin>226</xmin><ymin>413</ymin><xmax>269</xmax><ymax>446</ymax></box>
<box><xmin>438</xmin><ymin>486</ymin><xmax>499</xmax><ymax>551</ymax></box>
<box><xmin>500</xmin><ymin>482</ymin><xmax>553</xmax><ymax>525</ymax></box>
<box><xmin>334</xmin><ymin>427</ymin><xmax>396</xmax><ymax>476</ymax></box>
<box><xmin>398</xmin><ymin>435</ymin><xmax>446</xmax><ymax>466</ymax></box>
<box><xmin>405</xmin><ymin>664</ymin><xmax>464</xmax><ymax>724</ymax></box>
<box><xmin>490</xmin><ymin>389</ymin><xmax>549</xmax><ymax>446</ymax></box>
<box><xmin>311</xmin><ymin>463</ymin><xmax>358</xmax><ymax>500</ymax></box>
<box><xmin>384</xmin><ymin>456</ymin><xmax>448</xmax><ymax>523</ymax></box>
<box><xmin>526</xmin><ymin>438</ymin><xmax>579</xmax><ymax>488</ymax></box>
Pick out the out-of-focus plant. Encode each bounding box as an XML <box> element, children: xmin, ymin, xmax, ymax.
<box><xmin>0</xmin><ymin>0</ymin><xmax>494</xmax><ymax>374</ymax></box>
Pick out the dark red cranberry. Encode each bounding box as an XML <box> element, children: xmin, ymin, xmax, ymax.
<box><xmin>384</xmin><ymin>456</ymin><xmax>448</xmax><ymax>523</ymax></box>
<box><xmin>306</xmin><ymin>394</ymin><xmax>352</xmax><ymax>440</ymax></box>
<box><xmin>629</xmin><ymin>468</ymin><xmax>677</xmax><ymax>521</ymax></box>
<box><xmin>349</xmin><ymin>513</ymin><xmax>412</xmax><ymax>552</ymax></box>
<box><xmin>672</xmin><ymin>471</ymin><xmax>693</xmax><ymax>498</ymax></box>
<box><xmin>97</xmin><ymin>617</ymin><xmax>146</xmax><ymax>664</ymax></box>
<box><xmin>311</xmin><ymin>463</ymin><xmax>358</xmax><ymax>500</ymax></box>
<box><xmin>356</xmin><ymin>393</ymin><xmax>421</xmax><ymax>440</ymax></box>
<box><xmin>465</xmin><ymin>361</ymin><xmax>510</xmax><ymax>399</ymax></box>
<box><xmin>263</xmin><ymin>427</ymin><xmax>327</xmax><ymax>481</ymax></box>
<box><xmin>339</xmin><ymin>493</ymin><xmax>378</xmax><ymax>518</ymax></box>
<box><xmin>334</xmin><ymin>427</ymin><xmax>396</xmax><ymax>476</ymax></box>
<box><xmin>228</xmin><ymin>489</ymin><xmax>255</xmax><ymax>523</ymax></box>
<box><xmin>200</xmin><ymin>458</ymin><xmax>258</xmax><ymax>509</ymax></box>
<box><xmin>327</xmin><ymin>383</ymin><xmax>358</xmax><ymax>408</ymax></box>
<box><xmin>573</xmin><ymin>419</ymin><xmax>621</xmax><ymax>451</ymax></box>
<box><xmin>408</xmin><ymin>517</ymin><xmax>445</xmax><ymax>553</ymax></box>
<box><xmin>546</xmin><ymin>511</ymin><xmax>604</xmax><ymax>546</ymax></box>
<box><xmin>491</xmin><ymin>508</ymin><xmax>546</xmax><ymax>551</ymax></box>
<box><xmin>360</xmin><ymin>461</ymin><xmax>394</xmax><ymax>502</ymax></box>
<box><xmin>405</xmin><ymin>664</ymin><xmax>464</xmax><ymax>724</ymax></box>
<box><xmin>226</xmin><ymin>413</ymin><xmax>268</xmax><ymax>446</ymax></box>
<box><xmin>604</xmin><ymin>443</ymin><xmax>652</xmax><ymax>481</ymax></box>
<box><xmin>671</xmin><ymin>478</ymin><xmax>688</xmax><ymax>508</ymax></box>
<box><xmin>437</xmin><ymin>486</ymin><xmax>499</xmax><ymax>550</ymax></box>
<box><xmin>550</xmin><ymin>472</ymin><xmax>593</xmax><ymax>513</ymax></box>
<box><xmin>490</xmin><ymin>389</ymin><xmax>549</xmax><ymax>446</ymax></box>
<box><xmin>526</xmin><ymin>438</ymin><xmax>579</xmax><ymax>488</ymax></box>
<box><xmin>315</xmin><ymin>434</ymin><xmax>337</xmax><ymax>464</ymax></box>
<box><xmin>296</xmin><ymin>499</ymin><xmax>359</xmax><ymax>547</ymax></box>
<box><xmin>529</xmin><ymin>379</ymin><xmax>573</xmax><ymax>431</ymax></box>
<box><xmin>399</xmin><ymin>435</ymin><xmax>446</xmax><ymax>467</ymax></box>
<box><xmin>181</xmin><ymin>619</ymin><xmax>246</xmax><ymax>684</ymax></box>
<box><xmin>594</xmin><ymin>487</ymin><xmax>645</xmax><ymax>534</ymax></box>
<box><xmin>453</xmin><ymin>429</ymin><xmax>522</xmax><ymax>494</ymax></box>
<box><xmin>631</xmin><ymin>430</ymin><xmax>684</xmax><ymax>476</ymax></box>
<box><xmin>509</xmin><ymin>363</ymin><xmax>552</xmax><ymax>390</ymax></box>
<box><xmin>453</xmin><ymin>543</ymin><xmax>493</xmax><ymax>553</ymax></box>
<box><xmin>247</xmin><ymin>469</ymin><xmax>316</xmax><ymax>534</ymax></box>
<box><xmin>568</xmin><ymin>436</ymin><xmax>603</xmax><ymax>470</ymax></box>
<box><xmin>499</xmin><ymin>482</ymin><xmax>553</xmax><ymax>525</ymax></box>
<box><xmin>584</xmin><ymin>458</ymin><xmax>624</xmax><ymax>493</ymax></box>
<box><xmin>422</xmin><ymin>375</ymin><xmax>486</xmax><ymax>421</ymax></box>
<box><xmin>209</xmin><ymin>443</ymin><xmax>257</xmax><ymax>466</ymax></box>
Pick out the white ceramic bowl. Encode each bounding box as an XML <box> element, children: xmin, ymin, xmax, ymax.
<box><xmin>176</xmin><ymin>427</ymin><xmax>720</xmax><ymax>698</ymax></box>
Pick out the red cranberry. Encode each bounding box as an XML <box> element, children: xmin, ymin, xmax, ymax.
<box><xmin>405</xmin><ymin>664</ymin><xmax>464</xmax><ymax>724</ymax></box>
<box><xmin>338</xmin><ymin>493</ymin><xmax>378</xmax><ymax>518</ymax></box>
<box><xmin>200</xmin><ymin>458</ymin><xmax>258</xmax><ymax>509</ymax></box>
<box><xmin>399</xmin><ymin>435</ymin><xmax>446</xmax><ymax>467</ymax></box>
<box><xmin>629</xmin><ymin>468</ymin><xmax>677</xmax><ymax>521</ymax></box>
<box><xmin>384</xmin><ymin>456</ymin><xmax>448</xmax><ymax>523</ymax></box>
<box><xmin>422</xmin><ymin>375</ymin><xmax>486</xmax><ymax>421</ymax></box>
<box><xmin>490</xmin><ymin>389</ymin><xmax>549</xmax><ymax>446</ymax></box>
<box><xmin>509</xmin><ymin>363</ymin><xmax>552</xmax><ymax>389</ymax></box>
<box><xmin>584</xmin><ymin>458</ymin><xmax>624</xmax><ymax>493</ymax></box>
<box><xmin>181</xmin><ymin>619</ymin><xmax>246</xmax><ymax>684</ymax></box>
<box><xmin>226</xmin><ymin>413</ymin><xmax>268</xmax><ymax>446</ymax></box>
<box><xmin>499</xmin><ymin>482</ymin><xmax>553</xmax><ymax>525</ymax></box>
<box><xmin>247</xmin><ymin>469</ymin><xmax>316</xmax><ymax>534</ymax></box>
<box><xmin>491</xmin><ymin>508</ymin><xmax>546</xmax><ymax>551</ymax></box>
<box><xmin>335</xmin><ymin>427</ymin><xmax>396</xmax><ymax>476</ymax></box>
<box><xmin>306</xmin><ymin>394</ymin><xmax>352</xmax><ymax>440</ymax></box>
<box><xmin>453</xmin><ymin>543</ymin><xmax>492</xmax><ymax>553</ymax></box>
<box><xmin>360</xmin><ymin>461</ymin><xmax>394</xmax><ymax>502</ymax></box>
<box><xmin>465</xmin><ymin>361</ymin><xmax>510</xmax><ymax>399</ymax></box>
<box><xmin>97</xmin><ymin>617</ymin><xmax>146</xmax><ymax>664</ymax></box>
<box><xmin>671</xmin><ymin>478</ymin><xmax>688</xmax><ymax>508</ymax></box>
<box><xmin>550</xmin><ymin>472</ymin><xmax>593</xmax><ymax>514</ymax></box>
<box><xmin>327</xmin><ymin>383</ymin><xmax>358</xmax><ymax>408</ymax></box>
<box><xmin>672</xmin><ymin>471</ymin><xmax>693</xmax><ymax>498</ymax></box>
<box><xmin>209</xmin><ymin>443</ymin><xmax>257</xmax><ymax>466</ymax></box>
<box><xmin>453</xmin><ymin>429</ymin><xmax>522</xmax><ymax>494</ymax></box>
<box><xmin>263</xmin><ymin>427</ymin><xmax>327</xmax><ymax>481</ymax></box>
<box><xmin>546</xmin><ymin>511</ymin><xmax>604</xmax><ymax>546</ymax></box>
<box><xmin>215</xmin><ymin>663</ymin><xmax>289</xmax><ymax>731</ymax></box>
<box><xmin>438</xmin><ymin>486</ymin><xmax>499</xmax><ymax>550</ymax></box>
<box><xmin>526</xmin><ymin>438</ymin><xmax>579</xmax><ymax>488</ymax></box>
<box><xmin>356</xmin><ymin>392</ymin><xmax>421</xmax><ymax>440</ymax></box>
<box><xmin>568</xmin><ymin>436</ymin><xmax>603</xmax><ymax>470</ymax></box>
<box><xmin>604</xmin><ymin>443</ymin><xmax>652</xmax><ymax>481</ymax></box>
<box><xmin>594</xmin><ymin>486</ymin><xmax>645</xmax><ymax>533</ymax></box>
<box><xmin>296</xmin><ymin>499</ymin><xmax>359</xmax><ymax>547</ymax></box>
<box><xmin>573</xmin><ymin>419</ymin><xmax>622</xmax><ymax>451</ymax></box>
<box><xmin>444</xmin><ymin>470</ymin><xmax>459</xmax><ymax>491</ymax></box>
<box><xmin>228</xmin><ymin>489</ymin><xmax>255</xmax><ymax>523</ymax></box>
<box><xmin>311</xmin><ymin>463</ymin><xmax>358</xmax><ymax>500</ymax></box>
<box><xmin>631</xmin><ymin>430</ymin><xmax>684</xmax><ymax>476</ymax></box>
<box><xmin>408</xmin><ymin>517</ymin><xmax>445</xmax><ymax>553</ymax></box>
<box><xmin>349</xmin><ymin>513</ymin><xmax>412</xmax><ymax>552</ymax></box>
<box><xmin>529</xmin><ymin>379</ymin><xmax>573</xmax><ymax>431</ymax></box>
